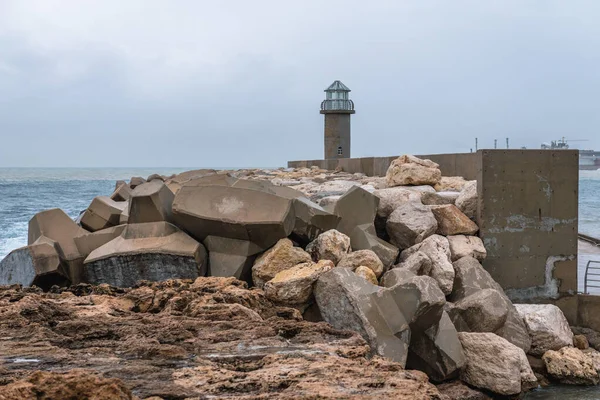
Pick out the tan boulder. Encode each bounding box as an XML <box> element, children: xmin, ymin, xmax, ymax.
<box><xmin>251</xmin><ymin>238</ymin><xmax>312</xmax><ymax>288</ymax></box>
<box><xmin>354</xmin><ymin>265</ymin><xmax>378</xmax><ymax>285</ymax></box>
<box><xmin>400</xmin><ymin>235</ymin><xmax>454</xmax><ymax>295</ymax></box>
<box><xmin>421</xmin><ymin>191</ymin><xmax>460</xmax><ymax>206</ymax></box>
<box><xmin>514</xmin><ymin>304</ymin><xmax>574</xmax><ymax>356</ymax></box>
<box><xmin>128</xmin><ymin>181</ymin><xmax>174</xmax><ymax>224</ymax></box>
<box><xmin>456</xmin><ymin>181</ymin><xmax>478</xmax><ymax>221</ymax></box>
<box><xmin>263</xmin><ymin>260</ymin><xmax>334</xmax><ymax>305</ymax></box>
<box><xmin>430</xmin><ymin>204</ymin><xmax>479</xmax><ymax>236</ymax></box>
<box><xmin>434</xmin><ymin>176</ymin><xmax>468</xmax><ymax>192</ymax></box>
<box><xmin>575</xmin><ymin>334</ymin><xmax>590</xmax><ymax>350</ymax></box>
<box><xmin>336</xmin><ymin>249</ymin><xmax>384</xmax><ymax>277</ymax></box>
<box><xmin>447</xmin><ymin>235</ymin><xmax>486</xmax><ymax>262</ymax></box>
<box><xmin>373</xmin><ymin>187</ymin><xmax>422</xmax><ymax>219</ymax></box>
<box><xmin>305</xmin><ymin>229</ymin><xmax>351</xmax><ymax>265</ymax></box>
<box><xmin>80</xmin><ymin>196</ymin><xmax>127</xmax><ymax>232</ymax></box>
<box><xmin>542</xmin><ymin>347</ymin><xmax>599</xmax><ymax>385</ymax></box>
<box><xmin>386</xmin><ymin>155</ymin><xmax>442</xmax><ymax>187</ymax></box>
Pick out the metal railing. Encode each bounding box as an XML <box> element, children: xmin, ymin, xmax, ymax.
<box><xmin>584</xmin><ymin>260</ymin><xmax>600</xmax><ymax>294</ymax></box>
<box><xmin>320</xmin><ymin>99</ymin><xmax>355</xmax><ymax>111</ymax></box>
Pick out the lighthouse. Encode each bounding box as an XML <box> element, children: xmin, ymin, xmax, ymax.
<box><xmin>321</xmin><ymin>80</ymin><xmax>355</xmax><ymax>159</ymax></box>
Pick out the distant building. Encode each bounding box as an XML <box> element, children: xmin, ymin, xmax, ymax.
<box><xmin>321</xmin><ymin>80</ymin><xmax>355</xmax><ymax>159</ymax></box>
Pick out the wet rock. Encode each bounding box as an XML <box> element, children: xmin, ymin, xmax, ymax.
<box><xmin>434</xmin><ymin>176</ymin><xmax>469</xmax><ymax>192</ymax></box>
<box><xmin>127</xmin><ymin>180</ymin><xmax>174</xmax><ymax>224</ymax></box>
<box><xmin>456</xmin><ymin>181</ymin><xmax>477</xmax><ymax>221</ymax></box>
<box><xmin>451</xmin><ymin>256</ymin><xmax>531</xmax><ymax>353</ymax></box>
<box><xmin>373</xmin><ymin>187</ymin><xmax>421</xmax><ymax>219</ymax></box>
<box><xmin>421</xmin><ymin>191</ymin><xmax>460</xmax><ymax>206</ymax></box>
<box><xmin>436</xmin><ymin>380</ymin><xmax>491</xmax><ymax>400</ymax></box>
<box><xmin>447</xmin><ymin>235</ymin><xmax>486</xmax><ymax>262</ymax></box>
<box><xmin>386</xmin><ymin>202</ymin><xmax>437</xmax><ymax>249</ymax></box>
<box><xmin>400</xmin><ymin>235</ymin><xmax>454</xmax><ymax>295</ymax></box>
<box><xmin>458</xmin><ymin>332</ymin><xmax>537</xmax><ymax>396</ymax></box>
<box><xmin>336</xmin><ymin>249</ymin><xmax>384</xmax><ymax>277</ymax></box>
<box><xmin>84</xmin><ymin>222</ymin><xmax>207</xmax><ymax>287</ymax></box>
<box><xmin>575</xmin><ymin>334</ymin><xmax>590</xmax><ymax>350</ymax></box>
<box><xmin>386</xmin><ymin>155</ymin><xmax>442</xmax><ymax>187</ymax></box>
<box><xmin>447</xmin><ymin>288</ymin><xmax>509</xmax><ymax>333</ymax></box>
<box><xmin>80</xmin><ymin>196</ymin><xmax>127</xmax><ymax>232</ymax></box>
<box><xmin>430</xmin><ymin>204</ymin><xmax>479</xmax><ymax>236</ymax></box>
<box><xmin>264</xmin><ymin>260</ymin><xmax>333</xmax><ymax>306</ymax></box>
<box><xmin>407</xmin><ymin>311</ymin><xmax>465</xmax><ymax>382</ymax></box>
<box><xmin>314</xmin><ymin>268</ymin><xmax>411</xmax><ymax>365</ymax></box>
<box><xmin>173</xmin><ymin>184</ymin><xmax>294</xmax><ymax>251</ymax></box>
<box><xmin>515</xmin><ymin>304</ymin><xmax>574</xmax><ymax>356</ymax></box>
<box><xmin>306</xmin><ymin>229</ymin><xmax>351</xmax><ymax>265</ymax></box>
<box><xmin>251</xmin><ymin>238</ymin><xmax>312</xmax><ymax>288</ymax></box>
<box><xmin>542</xmin><ymin>346</ymin><xmax>599</xmax><ymax>385</ymax></box>
<box><xmin>354</xmin><ymin>265</ymin><xmax>378</xmax><ymax>285</ymax></box>
<box><xmin>0</xmin><ymin>239</ymin><xmax>69</xmax><ymax>290</ymax></box>
<box><xmin>204</xmin><ymin>236</ymin><xmax>262</xmax><ymax>282</ymax></box>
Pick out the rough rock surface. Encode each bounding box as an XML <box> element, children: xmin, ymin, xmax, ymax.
<box><xmin>0</xmin><ymin>279</ymin><xmax>442</xmax><ymax>399</ymax></box>
<box><xmin>393</xmin><ymin>251</ymin><xmax>432</xmax><ymax>275</ymax></box>
<box><xmin>430</xmin><ymin>204</ymin><xmax>479</xmax><ymax>236</ymax></box>
<box><xmin>386</xmin><ymin>155</ymin><xmax>442</xmax><ymax>187</ymax></box>
<box><xmin>455</xmin><ymin>181</ymin><xmax>477</xmax><ymax>221</ymax></box>
<box><xmin>458</xmin><ymin>332</ymin><xmax>537</xmax><ymax>396</ymax></box>
<box><xmin>400</xmin><ymin>235</ymin><xmax>454</xmax><ymax>295</ymax></box>
<box><xmin>448</xmin><ymin>288</ymin><xmax>509</xmax><ymax>333</ymax></box>
<box><xmin>386</xmin><ymin>202</ymin><xmax>438</xmax><ymax>249</ymax></box>
<box><xmin>252</xmin><ymin>238</ymin><xmax>312</xmax><ymax>288</ymax></box>
<box><xmin>264</xmin><ymin>260</ymin><xmax>333</xmax><ymax>305</ymax></box>
<box><xmin>515</xmin><ymin>304</ymin><xmax>574</xmax><ymax>356</ymax></box>
<box><xmin>336</xmin><ymin>249</ymin><xmax>384</xmax><ymax>277</ymax></box>
<box><xmin>542</xmin><ymin>346</ymin><xmax>600</xmax><ymax>385</ymax></box>
<box><xmin>80</xmin><ymin>196</ymin><xmax>127</xmax><ymax>232</ymax></box>
<box><xmin>373</xmin><ymin>187</ymin><xmax>421</xmax><ymax>218</ymax></box>
<box><xmin>354</xmin><ymin>265</ymin><xmax>378</xmax><ymax>285</ymax></box>
<box><xmin>575</xmin><ymin>334</ymin><xmax>590</xmax><ymax>350</ymax></box>
<box><xmin>572</xmin><ymin>326</ymin><xmax>600</xmax><ymax>351</ymax></box>
<box><xmin>306</xmin><ymin>229</ymin><xmax>351</xmax><ymax>265</ymax></box>
<box><xmin>434</xmin><ymin>176</ymin><xmax>469</xmax><ymax>192</ymax></box>
<box><xmin>447</xmin><ymin>235</ymin><xmax>486</xmax><ymax>262</ymax></box>
<box><xmin>436</xmin><ymin>381</ymin><xmax>491</xmax><ymax>400</ymax></box>
<box><xmin>421</xmin><ymin>191</ymin><xmax>460</xmax><ymax>206</ymax></box>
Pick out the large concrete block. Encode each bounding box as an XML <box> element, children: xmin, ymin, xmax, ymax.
<box><xmin>127</xmin><ymin>181</ymin><xmax>174</xmax><ymax>224</ymax></box>
<box><xmin>84</xmin><ymin>222</ymin><xmax>207</xmax><ymax>287</ymax></box>
<box><xmin>74</xmin><ymin>225</ymin><xmax>127</xmax><ymax>259</ymax></box>
<box><xmin>333</xmin><ymin>186</ymin><xmax>379</xmax><ymax>235</ymax></box>
<box><xmin>110</xmin><ymin>183</ymin><xmax>132</xmax><ymax>202</ymax></box>
<box><xmin>0</xmin><ymin>238</ymin><xmax>70</xmax><ymax>289</ymax></box>
<box><xmin>80</xmin><ymin>196</ymin><xmax>127</xmax><ymax>232</ymax></box>
<box><xmin>173</xmin><ymin>185</ymin><xmax>295</xmax><ymax>250</ymax></box>
<box><xmin>349</xmin><ymin>224</ymin><xmax>399</xmax><ymax>269</ymax></box>
<box><xmin>204</xmin><ymin>235</ymin><xmax>263</xmax><ymax>282</ymax></box>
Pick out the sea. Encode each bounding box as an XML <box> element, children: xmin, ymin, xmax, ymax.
<box><xmin>0</xmin><ymin>167</ymin><xmax>599</xmax><ymax>399</ymax></box>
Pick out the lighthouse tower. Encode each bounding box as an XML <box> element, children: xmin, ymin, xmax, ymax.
<box><xmin>321</xmin><ymin>80</ymin><xmax>355</xmax><ymax>159</ymax></box>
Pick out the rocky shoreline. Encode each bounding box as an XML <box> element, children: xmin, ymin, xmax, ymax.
<box><xmin>0</xmin><ymin>155</ymin><xmax>598</xmax><ymax>399</ymax></box>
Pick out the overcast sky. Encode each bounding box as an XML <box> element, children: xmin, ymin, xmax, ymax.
<box><xmin>1</xmin><ymin>1</ymin><xmax>599</xmax><ymax>167</ymax></box>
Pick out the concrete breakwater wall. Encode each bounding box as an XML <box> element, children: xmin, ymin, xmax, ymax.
<box><xmin>290</xmin><ymin>150</ymin><xmax>583</xmax><ymax>322</ymax></box>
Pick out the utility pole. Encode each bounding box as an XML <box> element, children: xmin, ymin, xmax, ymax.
<box><xmin>475</xmin><ymin>138</ymin><xmax>478</xmax><ymax>151</ymax></box>
<box><xmin>494</xmin><ymin>139</ymin><xmax>497</xmax><ymax>149</ymax></box>
<box><xmin>506</xmin><ymin>138</ymin><xmax>509</xmax><ymax>149</ymax></box>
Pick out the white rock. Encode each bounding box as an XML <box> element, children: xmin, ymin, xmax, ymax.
<box><xmin>305</xmin><ymin>229</ymin><xmax>351</xmax><ymax>265</ymax></box>
<box><xmin>400</xmin><ymin>235</ymin><xmax>454</xmax><ymax>295</ymax></box>
<box><xmin>386</xmin><ymin>202</ymin><xmax>438</xmax><ymax>249</ymax></box>
<box><xmin>373</xmin><ymin>187</ymin><xmax>422</xmax><ymax>219</ymax></box>
<box><xmin>514</xmin><ymin>304</ymin><xmax>574</xmax><ymax>356</ymax></box>
<box><xmin>386</xmin><ymin>155</ymin><xmax>442</xmax><ymax>187</ymax></box>
<box><xmin>456</xmin><ymin>181</ymin><xmax>477</xmax><ymax>221</ymax></box>
<box><xmin>447</xmin><ymin>235</ymin><xmax>487</xmax><ymax>262</ymax></box>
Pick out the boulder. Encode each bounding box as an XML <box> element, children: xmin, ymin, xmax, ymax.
<box><xmin>447</xmin><ymin>235</ymin><xmax>486</xmax><ymax>262</ymax></box>
<box><xmin>407</xmin><ymin>311</ymin><xmax>465</xmax><ymax>382</ymax></box>
<box><xmin>421</xmin><ymin>191</ymin><xmax>460</xmax><ymax>206</ymax></box>
<box><xmin>447</xmin><ymin>289</ymin><xmax>509</xmax><ymax>333</ymax></box>
<box><xmin>400</xmin><ymin>235</ymin><xmax>454</xmax><ymax>295</ymax></box>
<box><xmin>84</xmin><ymin>222</ymin><xmax>207</xmax><ymax>287</ymax></box>
<box><xmin>542</xmin><ymin>347</ymin><xmax>599</xmax><ymax>385</ymax></box>
<box><xmin>430</xmin><ymin>205</ymin><xmax>479</xmax><ymax>236</ymax></box>
<box><xmin>252</xmin><ymin>238</ymin><xmax>312</xmax><ymax>288</ymax></box>
<box><xmin>333</xmin><ymin>186</ymin><xmax>378</xmax><ymax>236</ymax></box>
<box><xmin>386</xmin><ymin>155</ymin><xmax>442</xmax><ymax>187</ymax></box>
<box><xmin>380</xmin><ymin>268</ymin><xmax>417</xmax><ymax>288</ymax></box>
<box><xmin>74</xmin><ymin>225</ymin><xmax>127</xmax><ymax>258</ymax></box>
<box><xmin>391</xmin><ymin>274</ymin><xmax>447</xmax><ymax>331</ymax></box>
<box><xmin>393</xmin><ymin>251</ymin><xmax>432</xmax><ymax>275</ymax></box>
<box><xmin>0</xmin><ymin>239</ymin><xmax>69</xmax><ymax>289</ymax></box>
<box><xmin>204</xmin><ymin>236</ymin><xmax>262</xmax><ymax>282</ymax></box>
<box><xmin>336</xmin><ymin>249</ymin><xmax>384</xmax><ymax>278</ymax></box>
<box><xmin>305</xmin><ymin>229</ymin><xmax>351</xmax><ymax>265</ymax></box>
<box><xmin>348</xmin><ymin>224</ymin><xmax>399</xmax><ymax>269</ymax></box>
<box><xmin>110</xmin><ymin>182</ymin><xmax>132</xmax><ymax>202</ymax></box>
<box><xmin>575</xmin><ymin>334</ymin><xmax>590</xmax><ymax>350</ymax></box>
<box><xmin>129</xmin><ymin>176</ymin><xmax>146</xmax><ymax>189</ymax></box>
<box><xmin>458</xmin><ymin>332</ymin><xmax>537</xmax><ymax>396</ymax></box>
<box><xmin>290</xmin><ymin>197</ymin><xmax>340</xmax><ymax>243</ymax></box>
<box><xmin>386</xmin><ymin>202</ymin><xmax>437</xmax><ymax>249</ymax></box>
<box><xmin>354</xmin><ymin>265</ymin><xmax>378</xmax><ymax>285</ymax></box>
<box><xmin>28</xmin><ymin>208</ymin><xmax>88</xmax><ymax>284</ymax></box>
<box><xmin>456</xmin><ymin>181</ymin><xmax>477</xmax><ymax>221</ymax></box>
<box><xmin>436</xmin><ymin>381</ymin><xmax>492</xmax><ymax>400</ymax></box>
<box><xmin>173</xmin><ymin>184</ymin><xmax>294</xmax><ymax>251</ymax></box>
<box><xmin>127</xmin><ymin>181</ymin><xmax>174</xmax><ymax>224</ymax></box>
<box><xmin>372</xmin><ymin>187</ymin><xmax>421</xmax><ymax>219</ymax></box>
<box><xmin>80</xmin><ymin>196</ymin><xmax>127</xmax><ymax>232</ymax></box>
<box><xmin>451</xmin><ymin>256</ymin><xmax>532</xmax><ymax>353</ymax></box>
<box><xmin>314</xmin><ymin>268</ymin><xmax>411</xmax><ymax>365</ymax></box>
<box><xmin>514</xmin><ymin>304</ymin><xmax>574</xmax><ymax>356</ymax></box>
<box><xmin>264</xmin><ymin>260</ymin><xmax>333</xmax><ymax>306</ymax></box>
<box><xmin>434</xmin><ymin>176</ymin><xmax>468</xmax><ymax>192</ymax></box>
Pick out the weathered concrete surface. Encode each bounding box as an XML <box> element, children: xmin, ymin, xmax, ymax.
<box><xmin>204</xmin><ymin>235</ymin><xmax>262</xmax><ymax>282</ymax></box>
<box><xmin>74</xmin><ymin>225</ymin><xmax>127</xmax><ymax>258</ymax></box>
<box><xmin>127</xmin><ymin>180</ymin><xmax>174</xmax><ymax>224</ymax></box>
<box><xmin>80</xmin><ymin>196</ymin><xmax>127</xmax><ymax>232</ymax></box>
<box><xmin>84</xmin><ymin>222</ymin><xmax>207</xmax><ymax>287</ymax></box>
